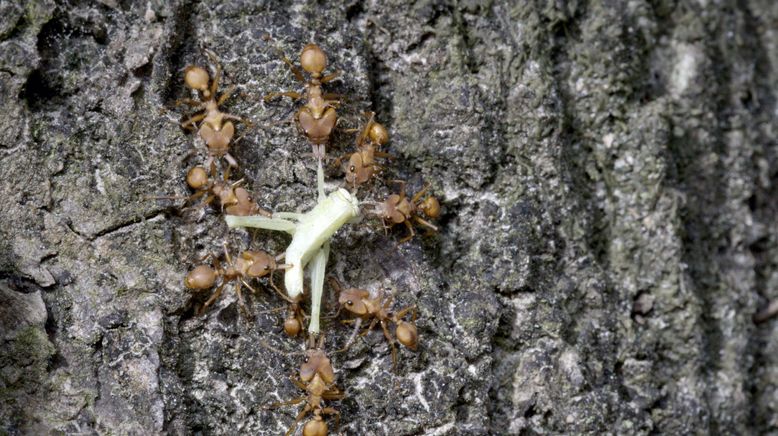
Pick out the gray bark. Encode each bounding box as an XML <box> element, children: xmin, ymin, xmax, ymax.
<box><xmin>1</xmin><ymin>0</ymin><xmax>776</xmax><ymax>434</ymax></box>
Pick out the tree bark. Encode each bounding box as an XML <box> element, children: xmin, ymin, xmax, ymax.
<box><xmin>1</xmin><ymin>0</ymin><xmax>776</xmax><ymax>434</ymax></box>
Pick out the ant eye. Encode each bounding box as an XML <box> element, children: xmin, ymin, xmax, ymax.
<box><xmin>304</xmin><ymin>357</ymin><xmax>309</xmax><ymax>363</ymax></box>
<box><xmin>349</xmin><ymin>166</ymin><xmax>355</xmax><ymax>172</ymax></box>
<box><xmin>265</xmin><ymin>265</ymin><xmax>270</xmax><ymax>270</ymax></box>
<box><xmin>346</xmin><ymin>300</ymin><xmax>353</xmax><ymax>306</ymax></box>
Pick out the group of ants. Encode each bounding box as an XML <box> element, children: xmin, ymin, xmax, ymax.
<box><xmin>155</xmin><ymin>41</ymin><xmax>441</xmax><ymax>435</ymax></box>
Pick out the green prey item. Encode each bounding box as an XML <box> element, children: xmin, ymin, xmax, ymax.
<box><xmin>224</xmin><ymin>161</ymin><xmax>359</xmax><ymax>335</ymax></box>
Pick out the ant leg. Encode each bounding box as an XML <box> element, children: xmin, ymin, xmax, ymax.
<box><xmin>327</xmin><ymin>277</ymin><xmax>343</xmax><ymax>294</ymax></box>
<box><xmin>394</xmin><ymin>305</ymin><xmax>417</xmax><ymax>321</ymax></box>
<box><xmin>222</xmin><ymin>243</ymin><xmax>233</xmax><ymax>264</ymax></box>
<box><xmin>204</xmin><ymin>49</ymin><xmax>222</xmax><ymax>97</ymax></box>
<box><xmin>276</xmin><ymin>50</ymin><xmax>306</xmax><ymax>83</ymax></box>
<box><xmin>360</xmin><ymin>318</ymin><xmax>378</xmax><ymax>337</ymax></box>
<box><xmin>264</xmin><ymin>91</ymin><xmax>303</xmax><ymax>102</ymax></box>
<box><xmin>329</xmin><ymin>153</ymin><xmax>350</xmax><ymax>170</ymax></box>
<box><xmin>398</xmin><ymin>221</ymin><xmax>416</xmax><ymax>244</ymax></box>
<box><xmin>196</xmin><ymin>252</ymin><xmax>214</xmax><ymax>263</ymax></box>
<box><xmin>380</xmin><ymin>320</ymin><xmax>399</xmax><ymax>370</ymax></box>
<box><xmin>175</xmin><ymin>98</ymin><xmax>205</xmax><ymax>108</ymax></box>
<box><xmin>216</xmin><ymin>85</ymin><xmax>236</xmax><ymax>106</ymax></box>
<box><xmin>382</xmin><ymin>219</ymin><xmax>390</xmax><ymax>236</ymax></box>
<box><xmin>284</xmin><ymin>405</ymin><xmax>312</xmax><ymax>436</ymax></box>
<box><xmin>290</xmin><ymin>377</ymin><xmax>307</xmax><ymax>390</ymax></box>
<box><xmin>255</xmin><ymin>306</ymin><xmax>285</xmax><ymax>315</ymax></box>
<box><xmin>389</xmin><ymin>179</ymin><xmax>407</xmax><ymax>197</ymax></box>
<box><xmin>382</xmin><ymin>295</ymin><xmax>394</xmax><ymax>311</ymax></box>
<box><xmin>143</xmin><ymin>189</ymin><xmax>203</xmax><ymax>202</ymax></box>
<box><xmin>223</xmin><ymin>153</ymin><xmax>239</xmax><ymax>169</ymax></box>
<box><xmin>181</xmin><ymin>112</ymin><xmax>206</xmax><ymax>130</ymax></box>
<box><xmin>413</xmin><ymin>216</ymin><xmax>439</xmax><ymax>232</ymax></box>
<box><xmin>337</xmin><ymin>318</ymin><xmax>363</xmax><ymax>353</ymax></box>
<box><xmin>241</xmin><ymin>279</ymin><xmax>260</xmax><ymax>295</ymax></box>
<box><xmin>411</xmin><ymin>184</ymin><xmax>430</xmax><ymax>204</ymax></box>
<box><xmin>235</xmin><ymin>282</ymin><xmax>249</xmax><ymax>317</ymax></box>
<box><xmin>196</xmin><ymin>193</ymin><xmax>215</xmax><ymax>209</ymax></box>
<box><xmin>320</xmin><ymin>70</ymin><xmax>342</xmax><ymax>83</ymax></box>
<box><xmin>321</xmin><ymin>407</ymin><xmax>341</xmax><ymax>431</ymax></box>
<box><xmin>321</xmin><ymin>93</ymin><xmax>344</xmax><ymax>103</ymax></box>
<box><xmin>267</xmin><ymin>396</ymin><xmax>306</xmax><ymax>409</ymax></box>
<box><xmin>222</xmin><ymin>113</ymin><xmax>255</xmax><ymax>130</ymax></box>
<box><xmin>270</xmin><ymin>279</ymin><xmax>295</xmax><ymax>304</ymax></box>
<box><xmin>200</xmin><ymin>283</ymin><xmax>226</xmax><ymax>314</ymax></box>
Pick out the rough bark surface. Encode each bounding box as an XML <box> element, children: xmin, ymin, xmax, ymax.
<box><xmin>1</xmin><ymin>0</ymin><xmax>776</xmax><ymax>434</ymax></box>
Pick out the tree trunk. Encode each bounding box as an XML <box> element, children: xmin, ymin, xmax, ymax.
<box><xmin>1</xmin><ymin>0</ymin><xmax>776</xmax><ymax>434</ymax></box>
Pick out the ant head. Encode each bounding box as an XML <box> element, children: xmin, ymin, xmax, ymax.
<box><xmin>345</xmin><ymin>154</ymin><xmax>365</xmax><ymax>185</ymax></box>
<box><xmin>373</xmin><ymin>195</ymin><xmax>400</xmax><ymax>221</ymax></box>
<box><xmin>300</xmin><ymin>349</ymin><xmax>334</xmax><ymax>384</ymax></box>
<box><xmin>184</xmin><ymin>66</ymin><xmax>210</xmax><ymax>96</ymax></box>
<box><xmin>338</xmin><ymin>289</ymin><xmax>369</xmax><ymax>315</ymax></box>
<box><xmin>215</xmin><ymin>185</ymin><xmax>238</xmax><ymax>207</ymax></box>
<box><xmin>300</xmin><ymin>43</ymin><xmax>327</xmax><ymax>75</ymax></box>
<box><xmin>420</xmin><ymin>196</ymin><xmax>441</xmax><ymax>219</ymax></box>
<box><xmin>302</xmin><ymin>416</ymin><xmax>327</xmax><ymax>436</ymax></box>
<box><xmin>245</xmin><ymin>251</ymin><xmax>275</xmax><ymax>278</ymax></box>
<box><xmin>185</xmin><ymin>265</ymin><xmax>217</xmax><ymax>289</ymax></box>
<box><xmin>186</xmin><ymin>166</ymin><xmax>209</xmax><ymax>190</ymax></box>
<box><xmin>396</xmin><ymin>321</ymin><xmax>418</xmax><ymax>350</ymax></box>
<box><xmin>368</xmin><ymin>122</ymin><xmax>389</xmax><ymax>146</ymax></box>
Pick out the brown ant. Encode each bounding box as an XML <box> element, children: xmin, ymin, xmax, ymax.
<box><xmin>264</xmin><ymin>43</ymin><xmax>342</xmax><ymax>159</ymax></box>
<box><xmin>268</xmin><ymin>336</ymin><xmax>343</xmax><ymax>436</ymax></box>
<box><xmin>149</xmin><ymin>166</ymin><xmax>270</xmax><ymax>217</ymax></box>
<box><xmin>184</xmin><ymin>244</ymin><xmax>290</xmax><ymax>316</ymax></box>
<box><xmin>366</xmin><ymin>181</ymin><xmax>441</xmax><ymax>244</ymax></box>
<box><xmin>177</xmin><ymin>49</ymin><xmax>251</xmax><ymax>171</ymax></box>
<box><xmin>337</xmin><ymin>112</ymin><xmax>392</xmax><ymax>188</ymax></box>
<box><xmin>329</xmin><ymin>278</ymin><xmax>418</xmax><ymax>369</ymax></box>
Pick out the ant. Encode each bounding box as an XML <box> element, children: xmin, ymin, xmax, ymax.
<box><xmin>366</xmin><ymin>181</ymin><xmax>441</xmax><ymax>244</ymax></box>
<box><xmin>268</xmin><ymin>336</ymin><xmax>343</xmax><ymax>436</ymax></box>
<box><xmin>149</xmin><ymin>166</ymin><xmax>270</xmax><ymax>217</ymax></box>
<box><xmin>177</xmin><ymin>49</ymin><xmax>251</xmax><ymax>171</ymax></box>
<box><xmin>264</xmin><ymin>42</ymin><xmax>342</xmax><ymax>159</ymax></box>
<box><xmin>337</xmin><ymin>112</ymin><xmax>392</xmax><ymax>188</ymax></box>
<box><xmin>184</xmin><ymin>244</ymin><xmax>290</xmax><ymax>316</ymax></box>
<box><xmin>329</xmin><ymin>278</ymin><xmax>418</xmax><ymax>369</ymax></box>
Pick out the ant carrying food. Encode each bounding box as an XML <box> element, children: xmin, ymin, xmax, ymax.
<box><xmin>184</xmin><ymin>244</ymin><xmax>290</xmax><ymax>316</ymax></box>
<box><xmin>268</xmin><ymin>336</ymin><xmax>343</xmax><ymax>436</ymax></box>
<box><xmin>329</xmin><ymin>278</ymin><xmax>418</xmax><ymax>369</ymax></box>
<box><xmin>178</xmin><ymin>49</ymin><xmax>252</xmax><ymax>172</ymax></box>
<box><xmin>366</xmin><ymin>181</ymin><xmax>441</xmax><ymax>244</ymax></box>
<box><xmin>264</xmin><ymin>42</ymin><xmax>342</xmax><ymax>159</ymax></box>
